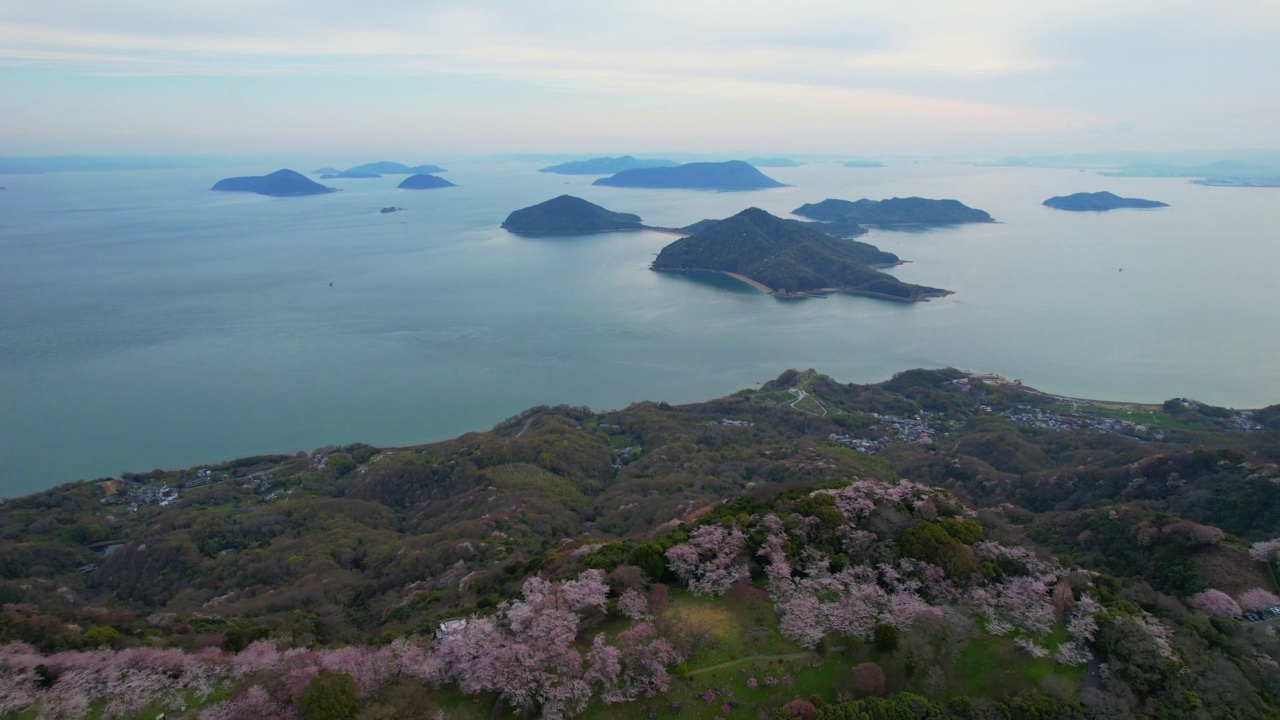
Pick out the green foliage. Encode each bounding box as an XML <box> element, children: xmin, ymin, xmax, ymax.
<box><xmin>298</xmin><ymin>670</ymin><xmax>361</xmax><ymax>720</ymax></box>
<box><xmin>83</xmin><ymin>625</ymin><xmax>121</xmax><ymax>646</ymax></box>
<box><xmin>651</xmin><ymin>208</ymin><xmax>945</xmax><ymax>298</ymax></box>
<box><xmin>938</xmin><ymin>518</ymin><xmax>982</xmax><ymax>544</ymax></box>
<box><xmin>872</xmin><ymin>623</ymin><xmax>899</xmax><ymax>653</ymax></box>
<box><xmin>899</xmin><ymin>522</ymin><xmax>958</xmax><ymax>561</ymax></box>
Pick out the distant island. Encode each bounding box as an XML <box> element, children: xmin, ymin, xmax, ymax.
<box><xmin>651</xmin><ymin>207</ymin><xmax>948</xmax><ymax>300</ymax></box>
<box><xmin>210</xmin><ymin>169</ymin><xmax>335</xmax><ymax>197</ymax></box>
<box><xmin>793</xmin><ymin>197</ymin><xmax>994</xmax><ymax>225</ymax></box>
<box><xmin>320</xmin><ymin>170</ymin><xmax>381</xmax><ymax>179</ymax></box>
<box><xmin>538</xmin><ymin>156</ymin><xmax>678</xmax><ymax>175</ymax></box>
<box><xmin>676</xmin><ymin>216</ymin><xmax>867</xmax><ymax>239</ymax></box>
<box><xmin>1042</xmin><ymin>191</ymin><xmax>1168</xmax><ymax>211</ymax></box>
<box><xmin>594</xmin><ymin>160</ymin><xmax>787</xmax><ymax>190</ymax></box>
<box><xmin>380</xmin><ymin>207</ymin><xmax>404</xmax><ymax>214</ymax></box>
<box><xmin>337</xmin><ymin>161</ymin><xmax>447</xmax><ymax>175</ymax></box>
<box><xmin>502</xmin><ymin>195</ymin><xmax>645</xmax><ymax>235</ymax></box>
<box><xmin>1099</xmin><ymin>160</ymin><xmax>1274</xmax><ymax>179</ymax></box>
<box><xmin>311</xmin><ymin>167</ymin><xmax>340</xmax><ymax>175</ymax></box>
<box><xmin>746</xmin><ymin>157</ymin><xmax>805</xmax><ymax>168</ymax></box>
<box><xmin>397</xmin><ymin>174</ymin><xmax>456</xmax><ymax>190</ymax></box>
<box><xmin>1191</xmin><ymin>176</ymin><xmax>1280</xmax><ymax>188</ymax></box>
<box><xmin>843</xmin><ymin>160</ymin><xmax>886</xmax><ymax>168</ymax></box>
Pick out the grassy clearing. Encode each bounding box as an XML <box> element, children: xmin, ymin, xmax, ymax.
<box><xmin>792</xmin><ymin>395</ymin><xmax>826</xmax><ymax>416</ymax></box>
<box><xmin>952</xmin><ymin>629</ymin><xmax>1084</xmax><ymax>700</ymax></box>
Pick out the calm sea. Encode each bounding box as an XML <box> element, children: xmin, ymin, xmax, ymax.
<box><xmin>2</xmin><ymin>160</ymin><xmax>1278</xmax><ymax>494</ymax></box>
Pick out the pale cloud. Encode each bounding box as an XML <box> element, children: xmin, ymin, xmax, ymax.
<box><xmin>0</xmin><ymin>0</ymin><xmax>1276</xmax><ymax>153</ymax></box>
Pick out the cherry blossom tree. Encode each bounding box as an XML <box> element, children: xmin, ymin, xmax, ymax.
<box><xmin>434</xmin><ymin>569</ymin><xmax>676</xmax><ymax>719</ymax></box>
<box><xmin>561</xmin><ymin>569</ymin><xmax>610</xmax><ymax>613</ymax></box>
<box><xmin>200</xmin><ymin>685</ymin><xmax>297</xmax><ymax>720</ymax></box>
<box><xmin>617</xmin><ymin>588</ymin><xmax>649</xmax><ymax>621</ymax></box>
<box><xmin>665</xmin><ymin>525</ymin><xmax>750</xmax><ymax>597</ymax></box>
<box><xmin>1239</xmin><ymin>588</ymin><xmax>1280</xmax><ymax>612</ymax></box>
<box><xmin>1188</xmin><ymin>589</ymin><xmax>1243</xmax><ymax>617</ymax></box>
<box><xmin>1249</xmin><ymin>539</ymin><xmax>1280</xmax><ymax>564</ymax></box>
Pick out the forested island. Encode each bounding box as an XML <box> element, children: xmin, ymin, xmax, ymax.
<box><xmin>538</xmin><ymin>156</ymin><xmax>678</xmax><ymax>175</ymax></box>
<box><xmin>344</xmin><ymin>161</ymin><xmax>447</xmax><ymax>175</ymax></box>
<box><xmin>502</xmin><ymin>195</ymin><xmax>645</xmax><ymax>235</ymax></box>
<box><xmin>320</xmin><ymin>170</ymin><xmax>381</xmax><ymax>179</ymax></box>
<box><xmin>397</xmin><ymin>174</ymin><xmax>457</xmax><ymax>190</ymax></box>
<box><xmin>594</xmin><ymin>160</ymin><xmax>787</xmax><ymax>190</ymax></box>
<box><xmin>650</xmin><ymin>207</ymin><xmax>946</xmax><ymax>300</ymax></box>
<box><xmin>745</xmin><ymin>157</ymin><xmax>805</xmax><ymax>167</ymax></box>
<box><xmin>794</xmin><ymin>197</ymin><xmax>993</xmax><ymax>225</ymax></box>
<box><xmin>210</xmin><ymin>169</ymin><xmax>335</xmax><ymax>197</ymax></box>
<box><xmin>2</xmin><ymin>368</ymin><xmax>1280</xmax><ymax>719</ymax></box>
<box><xmin>1042</xmin><ymin>192</ymin><xmax>1168</xmax><ymax>211</ymax></box>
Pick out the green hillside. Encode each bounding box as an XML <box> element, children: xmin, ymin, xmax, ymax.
<box><xmin>651</xmin><ymin>208</ymin><xmax>947</xmax><ymax>300</ymax></box>
<box><xmin>2</xmin><ymin>369</ymin><xmax>1280</xmax><ymax>719</ymax></box>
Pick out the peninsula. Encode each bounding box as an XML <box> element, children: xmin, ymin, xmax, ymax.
<box><xmin>502</xmin><ymin>195</ymin><xmax>645</xmax><ymax>235</ymax></box>
<box><xmin>344</xmin><ymin>161</ymin><xmax>447</xmax><ymax>175</ymax></box>
<box><xmin>1042</xmin><ymin>191</ymin><xmax>1169</xmax><ymax>211</ymax></box>
<box><xmin>397</xmin><ymin>174</ymin><xmax>457</xmax><ymax>190</ymax></box>
<box><xmin>793</xmin><ymin>197</ymin><xmax>994</xmax><ymax>225</ymax></box>
<box><xmin>651</xmin><ymin>207</ymin><xmax>948</xmax><ymax>300</ymax></box>
<box><xmin>210</xmin><ymin>169</ymin><xmax>335</xmax><ymax>197</ymax></box>
<box><xmin>538</xmin><ymin>156</ymin><xmax>677</xmax><ymax>175</ymax></box>
<box><xmin>593</xmin><ymin>160</ymin><xmax>787</xmax><ymax>190</ymax></box>
<box><xmin>678</xmin><ymin>216</ymin><xmax>867</xmax><ymax>239</ymax></box>
<box><xmin>320</xmin><ymin>170</ymin><xmax>381</xmax><ymax>179</ymax></box>
<box><xmin>746</xmin><ymin>157</ymin><xmax>805</xmax><ymax>167</ymax></box>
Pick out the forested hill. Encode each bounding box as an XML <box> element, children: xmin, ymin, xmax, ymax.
<box><xmin>502</xmin><ymin>195</ymin><xmax>646</xmax><ymax>235</ymax></box>
<box><xmin>2</xmin><ymin>369</ymin><xmax>1280</xmax><ymax>718</ymax></box>
<box><xmin>593</xmin><ymin>160</ymin><xmax>787</xmax><ymax>190</ymax></box>
<box><xmin>651</xmin><ymin>207</ymin><xmax>946</xmax><ymax>300</ymax></box>
<box><xmin>793</xmin><ymin>197</ymin><xmax>994</xmax><ymax>225</ymax></box>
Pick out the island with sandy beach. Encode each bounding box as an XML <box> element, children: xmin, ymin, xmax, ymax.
<box><xmin>650</xmin><ymin>207</ymin><xmax>950</xmax><ymax>301</ymax></box>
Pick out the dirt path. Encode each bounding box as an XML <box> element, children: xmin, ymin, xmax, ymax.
<box><xmin>516</xmin><ymin>415</ymin><xmax>538</xmax><ymax>439</ymax></box>
<box><xmin>687</xmin><ymin>651</ymin><xmax>814</xmax><ymax>676</ymax></box>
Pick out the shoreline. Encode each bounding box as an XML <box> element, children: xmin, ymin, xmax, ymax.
<box><xmin>4</xmin><ymin>369</ymin><xmax>1267</xmax><ymax>497</ymax></box>
<box><xmin>650</xmin><ymin>266</ymin><xmax>948</xmax><ymax>302</ymax></box>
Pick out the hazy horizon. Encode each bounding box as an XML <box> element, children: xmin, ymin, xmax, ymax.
<box><xmin>2</xmin><ymin>1</ymin><xmax>1278</xmax><ymax>156</ymax></box>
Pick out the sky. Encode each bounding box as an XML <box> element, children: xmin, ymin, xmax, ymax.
<box><xmin>1</xmin><ymin>0</ymin><xmax>1278</xmax><ymax>157</ymax></box>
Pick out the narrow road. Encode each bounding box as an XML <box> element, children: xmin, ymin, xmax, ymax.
<box><xmin>516</xmin><ymin>415</ymin><xmax>538</xmax><ymax>439</ymax></box>
<box><xmin>789</xmin><ymin>389</ymin><xmax>828</xmax><ymax>417</ymax></box>
<box><xmin>687</xmin><ymin>651</ymin><xmax>814</xmax><ymax>676</ymax></box>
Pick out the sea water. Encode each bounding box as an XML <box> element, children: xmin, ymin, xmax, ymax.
<box><xmin>1</xmin><ymin>159</ymin><xmax>1277</xmax><ymax>493</ymax></box>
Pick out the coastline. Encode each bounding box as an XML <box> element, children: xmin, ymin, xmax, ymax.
<box><xmin>650</xmin><ymin>266</ymin><xmax>947</xmax><ymax>302</ymax></box>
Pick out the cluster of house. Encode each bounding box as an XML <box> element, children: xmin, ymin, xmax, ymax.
<box><xmin>97</xmin><ymin>465</ymin><xmax>291</xmax><ymax>514</ymax></box>
<box><xmin>1229</xmin><ymin>414</ymin><xmax>1265</xmax><ymax>431</ymax></box>
<box><xmin>100</xmin><ymin>485</ymin><xmax>182</xmax><ymax>512</ymax></box>
<box><xmin>711</xmin><ymin>419</ymin><xmax>755</xmax><ymax>427</ymax></box>
<box><xmin>999</xmin><ymin>405</ymin><xmax>1166</xmax><ymax>440</ymax></box>
<box><xmin>612</xmin><ymin>445</ymin><xmax>642</xmax><ymax>470</ymax></box>
<box><xmin>828</xmin><ymin>412</ymin><xmax>943</xmax><ymax>454</ymax></box>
